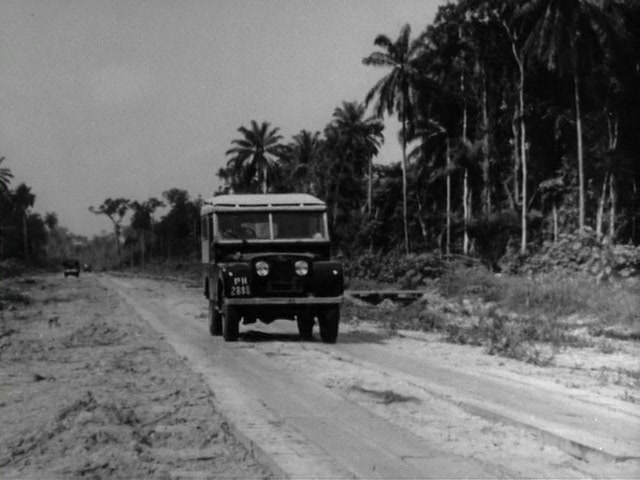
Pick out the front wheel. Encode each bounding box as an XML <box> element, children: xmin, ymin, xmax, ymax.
<box><xmin>222</xmin><ymin>303</ymin><xmax>240</xmax><ymax>342</ymax></box>
<box><xmin>297</xmin><ymin>314</ymin><xmax>314</xmax><ymax>341</ymax></box>
<box><xmin>319</xmin><ymin>307</ymin><xmax>340</xmax><ymax>344</ymax></box>
<box><xmin>208</xmin><ymin>298</ymin><xmax>222</xmax><ymax>336</ymax></box>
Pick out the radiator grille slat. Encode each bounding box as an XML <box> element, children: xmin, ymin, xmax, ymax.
<box><xmin>264</xmin><ymin>258</ymin><xmax>304</xmax><ymax>294</ymax></box>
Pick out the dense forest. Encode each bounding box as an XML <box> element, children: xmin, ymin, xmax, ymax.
<box><xmin>1</xmin><ymin>0</ymin><xmax>638</xmax><ymax>272</ymax></box>
<box><xmin>218</xmin><ymin>0</ymin><xmax>640</xmax><ymax>260</ymax></box>
<box><xmin>0</xmin><ymin>157</ymin><xmax>53</xmax><ymax>263</ymax></box>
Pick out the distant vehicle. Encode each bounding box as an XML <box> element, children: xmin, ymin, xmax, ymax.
<box><xmin>201</xmin><ymin>194</ymin><xmax>344</xmax><ymax>343</ymax></box>
<box><xmin>63</xmin><ymin>259</ymin><xmax>80</xmax><ymax>278</ymax></box>
<box><xmin>83</xmin><ymin>264</ymin><xmax>92</xmax><ymax>273</ymax></box>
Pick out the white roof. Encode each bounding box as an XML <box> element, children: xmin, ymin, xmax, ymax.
<box><xmin>201</xmin><ymin>193</ymin><xmax>325</xmax><ymax>213</ymax></box>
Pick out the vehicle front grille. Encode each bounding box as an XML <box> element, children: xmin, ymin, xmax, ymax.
<box><xmin>264</xmin><ymin>259</ymin><xmax>304</xmax><ymax>295</ymax></box>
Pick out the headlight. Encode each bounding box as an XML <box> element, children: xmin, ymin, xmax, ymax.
<box><xmin>255</xmin><ymin>260</ymin><xmax>269</xmax><ymax>277</ymax></box>
<box><xmin>295</xmin><ymin>260</ymin><xmax>309</xmax><ymax>276</ymax></box>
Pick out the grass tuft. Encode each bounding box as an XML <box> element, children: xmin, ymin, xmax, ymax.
<box><xmin>0</xmin><ymin>286</ymin><xmax>32</xmax><ymax>306</ymax></box>
<box><xmin>440</xmin><ymin>267</ymin><xmax>638</xmax><ymax>328</ymax></box>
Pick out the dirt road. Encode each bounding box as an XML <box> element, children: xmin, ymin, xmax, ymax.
<box><xmin>2</xmin><ymin>272</ymin><xmax>639</xmax><ymax>478</ymax></box>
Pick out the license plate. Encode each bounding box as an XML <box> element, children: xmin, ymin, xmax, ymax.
<box><xmin>231</xmin><ymin>276</ymin><xmax>250</xmax><ymax>296</ymax></box>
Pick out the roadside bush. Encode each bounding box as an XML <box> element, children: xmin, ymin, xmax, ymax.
<box><xmin>0</xmin><ymin>286</ymin><xmax>31</xmax><ymax>307</ymax></box>
<box><xmin>345</xmin><ymin>251</ymin><xmax>445</xmax><ymax>288</ymax></box>
<box><xmin>0</xmin><ymin>259</ymin><xmax>27</xmax><ymax>278</ymax></box>
<box><xmin>442</xmin><ymin>310</ymin><xmax>567</xmax><ymax>366</ymax></box>
<box><xmin>438</xmin><ymin>263</ymin><xmax>638</xmax><ymax>328</ymax></box>
<box><xmin>467</xmin><ymin>211</ymin><xmax>519</xmax><ymax>271</ymax></box>
<box><xmin>439</xmin><ymin>265</ymin><xmax>504</xmax><ymax>301</ymax></box>
<box><xmin>503</xmin><ymin>274</ymin><xmax>639</xmax><ymax>327</ymax></box>
<box><xmin>505</xmin><ymin>228</ymin><xmax>640</xmax><ymax>281</ymax></box>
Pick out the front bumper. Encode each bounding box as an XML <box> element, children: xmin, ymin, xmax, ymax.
<box><xmin>225</xmin><ymin>295</ymin><xmax>343</xmax><ymax>306</ymax></box>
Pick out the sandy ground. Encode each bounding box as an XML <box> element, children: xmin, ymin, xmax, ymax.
<box><xmin>0</xmin><ymin>273</ymin><xmax>273</xmax><ymax>479</ymax></box>
<box><xmin>1</xmin><ymin>271</ymin><xmax>639</xmax><ymax>479</ymax></box>
<box><xmin>241</xmin><ymin>325</ymin><xmax>640</xmax><ymax>479</ymax></box>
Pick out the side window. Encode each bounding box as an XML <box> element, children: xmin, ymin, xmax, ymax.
<box><xmin>208</xmin><ymin>215</ymin><xmax>214</xmax><ymax>241</ymax></box>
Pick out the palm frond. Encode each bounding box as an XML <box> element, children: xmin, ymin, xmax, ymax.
<box><xmin>373</xmin><ymin>34</ymin><xmax>394</xmax><ymax>51</ymax></box>
<box><xmin>362</xmin><ymin>51</ymin><xmax>396</xmax><ymax>67</ymax></box>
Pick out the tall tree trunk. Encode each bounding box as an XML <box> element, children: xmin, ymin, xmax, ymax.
<box><xmin>367</xmin><ymin>158</ymin><xmax>373</xmax><ymax>216</ymax></box>
<box><xmin>262</xmin><ymin>163</ymin><xmax>268</xmax><ymax>194</ymax></box>
<box><xmin>415</xmin><ymin>194</ymin><xmax>428</xmax><ymax>247</ymax></box>
<box><xmin>22</xmin><ymin>214</ymin><xmax>28</xmax><ymax>261</ymax></box>
<box><xmin>516</xmin><ymin>57</ymin><xmax>527</xmax><ymax>254</ymax></box>
<box><xmin>446</xmin><ymin>137</ymin><xmax>451</xmax><ymax>256</ymax></box>
<box><xmin>520</xmin><ymin>117</ymin><xmax>527</xmax><ymax>255</ymax></box>
<box><xmin>596</xmin><ymin>170</ymin><xmax>610</xmax><ymax>239</ymax></box>
<box><xmin>512</xmin><ymin>105</ymin><xmax>520</xmax><ymax>204</ymax></box>
<box><xmin>502</xmin><ymin>20</ymin><xmax>527</xmax><ymax>253</ymax></box>
<box><xmin>609</xmin><ymin>173</ymin><xmax>616</xmax><ymax>243</ymax></box>
<box><xmin>633</xmin><ymin>179</ymin><xmax>638</xmax><ymax>242</ymax></box>
<box><xmin>461</xmin><ymin>70</ymin><xmax>470</xmax><ymax>255</ymax></box>
<box><xmin>572</xmin><ymin>49</ymin><xmax>585</xmax><ymax>231</ymax></box>
<box><xmin>606</xmin><ymin>111</ymin><xmax>619</xmax><ymax>243</ymax></box>
<box><xmin>401</xmin><ymin>113</ymin><xmax>410</xmax><ymax>254</ymax></box>
<box><xmin>463</xmin><ymin>169</ymin><xmax>470</xmax><ymax>255</ymax></box>
<box><xmin>552</xmin><ymin>202</ymin><xmax>559</xmax><ymax>243</ymax></box>
<box><xmin>139</xmin><ymin>233</ymin><xmax>146</xmax><ymax>270</ymax></box>
<box><xmin>481</xmin><ymin>65</ymin><xmax>491</xmax><ymax>216</ymax></box>
<box><xmin>332</xmin><ymin>159</ymin><xmax>347</xmax><ymax>229</ymax></box>
<box><xmin>369</xmin><ymin>207</ymin><xmax>379</xmax><ymax>253</ymax></box>
<box><xmin>114</xmin><ymin>224</ymin><xmax>122</xmax><ymax>266</ymax></box>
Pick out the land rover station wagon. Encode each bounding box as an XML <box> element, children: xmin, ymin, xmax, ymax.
<box><xmin>201</xmin><ymin>194</ymin><xmax>344</xmax><ymax>342</ymax></box>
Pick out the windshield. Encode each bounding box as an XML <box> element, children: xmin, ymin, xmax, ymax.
<box><xmin>217</xmin><ymin>212</ymin><xmax>270</xmax><ymax>240</ymax></box>
<box><xmin>216</xmin><ymin>211</ymin><xmax>326</xmax><ymax>240</ymax></box>
<box><xmin>272</xmin><ymin>212</ymin><xmax>326</xmax><ymax>239</ymax></box>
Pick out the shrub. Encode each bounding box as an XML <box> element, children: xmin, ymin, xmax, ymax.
<box><xmin>0</xmin><ymin>286</ymin><xmax>31</xmax><ymax>306</ymax></box>
<box><xmin>345</xmin><ymin>251</ymin><xmax>445</xmax><ymax>288</ymax></box>
<box><xmin>439</xmin><ymin>265</ymin><xmax>504</xmax><ymax>301</ymax></box>
<box><xmin>467</xmin><ymin>211</ymin><xmax>520</xmax><ymax>271</ymax></box>
<box><xmin>506</xmin><ymin>228</ymin><xmax>640</xmax><ymax>281</ymax></box>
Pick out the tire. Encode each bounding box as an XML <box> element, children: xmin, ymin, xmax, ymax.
<box><xmin>208</xmin><ymin>298</ymin><xmax>222</xmax><ymax>336</ymax></box>
<box><xmin>222</xmin><ymin>303</ymin><xmax>240</xmax><ymax>342</ymax></box>
<box><xmin>297</xmin><ymin>314</ymin><xmax>314</xmax><ymax>341</ymax></box>
<box><xmin>319</xmin><ymin>307</ymin><xmax>340</xmax><ymax>344</ymax></box>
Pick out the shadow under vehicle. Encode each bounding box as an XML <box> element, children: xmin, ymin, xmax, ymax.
<box><xmin>201</xmin><ymin>194</ymin><xmax>344</xmax><ymax>343</ymax></box>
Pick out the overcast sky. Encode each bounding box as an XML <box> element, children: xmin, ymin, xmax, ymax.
<box><xmin>1</xmin><ymin>0</ymin><xmax>444</xmax><ymax>237</ymax></box>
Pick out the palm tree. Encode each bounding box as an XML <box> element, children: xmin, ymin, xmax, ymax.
<box><xmin>286</xmin><ymin>130</ymin><xmax>324</xmax><ymax>194</ymax></box>
<box><xmin>363</xmin><ymin>24</ymin><xmax>425</xmax><ymax>254</ymax></box>
<box><xmin>44</xmin><ymin>212</ymin><xmax>58</xmax><ymax>231</ymax></box>
<box><xmin>0</xmin><ymin>157</ymin><xmax>12</xmax><ymax>197</ymax></box>
<box><xmin>516</xmin><ymin>0</ymin><xmax>614</xmax><ymax>231</ymax></box>
<box><xmin>407</xmin><ymin>116</ymin><xmax>449</xmax><ymax>251</ymax></box>
<box><xmin>329</xmin><ymin>102</ymin><xmax>383</xmax><ymax>217</ymax></box>
<box><xmin>13</xmin><ymin>183</ymin><xmax>35</xmax><ymax>260</ymax></box>
<box><xmin>225</xmin><ymin>120</ymin><xmax>284</xmax><ymax>194</ymax></box>
<box><xmin>497</xmin><ymin>2</ymin><xmax>531</xmax><ymax>254</ymax></box>
<box><xmin>44</xmin><ymin>212</ymin><xmax>60</xmax><ymax>259</ymax></box>
<box><xmin>0</xmin><ymin>157</ymin><xmax>13</xmax><ymax>259</ymax></box>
